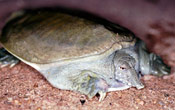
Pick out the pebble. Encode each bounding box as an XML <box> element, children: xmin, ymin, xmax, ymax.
<box><xmin>36</xmin><ymin>107</ymin><xmax>42</xmax><ymax>110</ymax></box>
<box><xmin>14</xmin><ymin>99</ymin><xmax>21</xmax><ymax>105</ymax></box>
<box><xmin>135</xmin><ymin>98</ymin><xmax>145</xmax><ymax>105</ymax></box>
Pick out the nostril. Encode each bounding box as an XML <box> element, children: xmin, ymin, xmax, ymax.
<box><xmin>115</xmin><ymin>79</ymin><xmax>123</xmax><ymax>83</ymax></box>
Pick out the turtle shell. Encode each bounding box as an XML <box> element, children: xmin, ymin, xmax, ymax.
<box><xmin>0</xmin><ymin>11</ymin><xmax>136</xmax><ymax>64</ymax></box>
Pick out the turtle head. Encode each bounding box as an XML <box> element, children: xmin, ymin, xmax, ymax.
<box><xmin>114</xmin><ymin>60</ymin><xmax>144</xmax><ymax>89</ymax></box>
<box><xmin>108</xmin><ymin>51</ymin><xmax>144</xmax><ymax>91</ymax></box>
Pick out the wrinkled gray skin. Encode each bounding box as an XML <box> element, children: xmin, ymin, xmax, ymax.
<box><xmin>138</xmin><ymin>41</ymin><xmax>170</xmax><ymax>76</ymax></box>
<box><xmin>0</xmin><ymin>40</ymin><xmax>170</xmax><ymax>100</ymax></box>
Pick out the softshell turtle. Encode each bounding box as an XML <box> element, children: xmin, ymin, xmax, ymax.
<box><xmin>0</xmin><ymin>10</ymin><xmax>170</xmax><ymax>101</ymax></box>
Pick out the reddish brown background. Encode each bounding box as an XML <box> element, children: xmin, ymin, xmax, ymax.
<box><xmin>0</xmin><ymin>0</ymin><xmax>175</xmax><ymax>110</ymax></box>
<box><xmin>0</xmin><ymin>0</ymin><xmax>175</xmax><ymax>68</ymax></box>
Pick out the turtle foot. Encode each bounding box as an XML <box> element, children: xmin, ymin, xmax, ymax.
<box><xmin>138</xmin><ymin>41</ymin><xmax>170</xmax><ymax>76</ymax></box>
<box><xmin>0</xmin><ymin>48</ymin><xmax>19</xmax><ymax>68</ymax></box>
<box><xmin>71</xmin><ymin>70</ymin><xmax>109</xmax><ymax>101</ymax></box>
<box><xmin>149</xmin><ymin>53</ymin><xmax>171</xmax><ymax>76</ymax></box>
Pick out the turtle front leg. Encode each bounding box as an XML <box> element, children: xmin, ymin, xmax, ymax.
<box><xmin>148</xmin><ymin>53</ymin><xmax>170</xmax><ymax>76</ymax></box>
<box><xmin>138</xmin><ymin>41</ymin><xmax>170</xmax><ymax>76</ymax></box>
<box><xmin>0</xmin><ymin>48</ymin><xmax>19</xmax><ymax>68</ymax></box>
<box><xmin>71</xmin><ymin>70</ymin><xmax>109</xmax><ymax>101</ymax></box>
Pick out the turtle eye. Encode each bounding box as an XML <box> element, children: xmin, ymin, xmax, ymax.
<box><xmin>120</xmin><ymin>66</ymin><xmax>126</xmax><ymax>70</ymax></box>
<box><xmin>119</xmin><ymin>63</ymin><xmax>129</xmax><ymax>70</ymax></box>
<box><xmin>119</xmin><ymin>64</ymin><xmax>129</xmax><ymax>70</ymax></box>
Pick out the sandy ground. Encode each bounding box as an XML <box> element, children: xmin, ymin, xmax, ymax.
<box><xmin>0</xmin><ymin>62</ymin><xmax>175</xmax><ymax>110</ymax></box>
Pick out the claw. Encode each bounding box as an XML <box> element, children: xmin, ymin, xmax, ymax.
<box><xmin>9</xmin><ymin>60</ymin><xmax>19</xmax><ymax>68</ymax></box>
<box><xmin>0</xmin><ymin>48</ymin><xmax>19</xmax><ymax>68</ymax></box>
<box><xmin>0</xmin><ymin>58</ymin><xmax>19</xmax><ymax>68</ymax></box>
<box><xmin>71</xmin><ymin>71</ymin><xmax>108</xmax><ymax>100</ymax></box>
<box><xmin>98</xmin><ymin>91</ymin><xmax>106</xmax><ymax>102</ymax></box>
<box><xmin>0</xmin><ymin>63</ymin><xmax>8</xmax><ymax>68</ymax></box>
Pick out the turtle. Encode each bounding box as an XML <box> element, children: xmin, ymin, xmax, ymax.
<box><xmin>0</xmin><ymin>10</ymin><xmax>170</xmax><ymax>101</ymax></box>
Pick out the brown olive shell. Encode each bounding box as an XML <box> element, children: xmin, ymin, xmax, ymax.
<box><xmin>1</xmin><ymin>11</ymin><xmax>135</xmax><ymax>64</ymax></box>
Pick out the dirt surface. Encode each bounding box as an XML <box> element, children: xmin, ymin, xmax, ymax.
<box><xmin>0</xmin><ymin>1</ymin><xmax>174</xmax><ymax>109</ymax></box>
<box><xmin>0</xmin><ymin>62</ymin><xmax>175</xmax><ymax>110</ymax></box>
<box><xmin>0</xmin><ymin>0</ymin><xmax>175</xmax><ymax>67</ymax></box>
